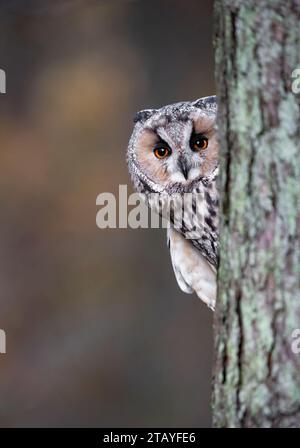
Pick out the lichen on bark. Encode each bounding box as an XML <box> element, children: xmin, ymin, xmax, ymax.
<box><xmin>212</xmin><ymin>0</ymin><xmax>300</xmax><ymax>428</ymax></box>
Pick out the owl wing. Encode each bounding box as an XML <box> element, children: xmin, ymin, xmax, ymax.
<box><xmin>167</xmin><ymin>227</ymin><xmax>193</xmax><ymax>295</ymax></box>
<box><xmin>167</xmin><ymin>226</ymin><xmax>217</xmax><ymax>310</ymax></box>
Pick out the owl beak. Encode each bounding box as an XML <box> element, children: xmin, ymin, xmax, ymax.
<box><xmin>177</xmin><ymin>156</ymin><xmax>189</xmax><ymax>180</ymax></box>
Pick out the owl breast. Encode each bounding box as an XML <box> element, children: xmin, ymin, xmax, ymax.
<box><xmin>145</xmin><ymin>167</ymin><xmax>219</xmax><ymax>268</ymax></box>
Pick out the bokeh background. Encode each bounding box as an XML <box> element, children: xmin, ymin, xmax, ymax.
<box><xmin>0</xmin><ymin>0</ymin><xmax>214</xmax><ymax>427</ymax></box>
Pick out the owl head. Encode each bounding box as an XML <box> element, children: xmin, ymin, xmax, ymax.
<box><xmin>127</xmin><ymin>96</ymin><xmax>218</xmax><ymax>196</ymax></box>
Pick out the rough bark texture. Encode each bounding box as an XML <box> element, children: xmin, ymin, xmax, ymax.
<box><xmin>212</xmin><ymin>0</ymin><xmax>300</xmax><ymax>427</ymax></box>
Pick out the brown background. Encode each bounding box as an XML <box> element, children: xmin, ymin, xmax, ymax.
<box><xmin>0</xmin><ymin>0</ymin><xmax>214</xmax><ymax>427</ymax></box>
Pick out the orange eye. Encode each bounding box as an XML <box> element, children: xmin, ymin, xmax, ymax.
<box><xmin>190</xmin><ymin>134</ymin><xmax>208</xmax><ymax>151</ymax></box>
<box><xmin>153</xmin><ymin>146</ymin><xmax>171</xmax><ymax>159</ymax></box>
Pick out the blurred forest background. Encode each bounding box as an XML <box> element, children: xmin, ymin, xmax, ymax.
<box><xmin>0</xmin><ymin>0</ymin><xmax>214</xmax><ymax>427</ymax></box>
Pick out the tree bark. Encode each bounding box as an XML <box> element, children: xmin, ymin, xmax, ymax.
<box><xmin>212</xmin><ymin>0</ymin><xmax>300</xmax><ymax>427</ymax></box>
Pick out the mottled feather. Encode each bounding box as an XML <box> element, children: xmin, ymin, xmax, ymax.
<box><xmin>127</xmin><ymin>96</ymin><xmax>219</xmax><ymax>309</ymax></box>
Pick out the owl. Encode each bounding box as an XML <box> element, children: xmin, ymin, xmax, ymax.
<box><xmin>127</xmin><ymin>96</ymin><xmax>219</xmax><ymax>310</ymax></box>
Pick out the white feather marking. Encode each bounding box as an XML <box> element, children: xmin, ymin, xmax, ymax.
<box><xmin>167</xmin><ymin>227</ymin><xmax>216</xmax><ymax>310</ymax></box>
<box><xmin>170</xmin><ymin>171</ymin><xmax>187</xmax><ymax>183</ymax></box>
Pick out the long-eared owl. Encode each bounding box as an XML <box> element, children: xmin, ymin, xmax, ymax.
<box><xmin>127</xmin><ymin>96</ymin><xmax>219</xmax><ymax>310</ymax></box>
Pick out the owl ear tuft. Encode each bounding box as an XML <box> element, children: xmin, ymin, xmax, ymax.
<box><xmin>193</xmin><ymin>96</ymin><xmax>217</xmax><ymax>110</ymax></box>
<box><xmin>133</xmin><ymin>109</ymin><xmax>156</xmax><ymax>124</ymax></box>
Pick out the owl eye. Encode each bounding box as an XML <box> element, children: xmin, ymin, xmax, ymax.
<box><xmin>190</xmin><ymin>133</ymin><xmax>208</xmax><ymax>151</ymax></box>
<box><xmin>153</xmin><ymin>144</ymin><xmax>171</xmax><ymax>159</ymax></box>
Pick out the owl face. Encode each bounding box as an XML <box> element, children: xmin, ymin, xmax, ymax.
<box><xmin>127</xmin><ymin>96</ymin><xmax>218</xmax><ymax>195</ymax></box>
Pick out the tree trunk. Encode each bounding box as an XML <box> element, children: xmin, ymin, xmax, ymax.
<box><xmin>212</xmin><ymin>0</ymin><xmax>300</xmax><ymax>427</ymax></box>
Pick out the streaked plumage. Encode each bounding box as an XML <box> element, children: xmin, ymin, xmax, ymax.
<box><xmin>127</xmin><ymin>96</ymin><xmax>219</xmax><ymax>310</ymax></box>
